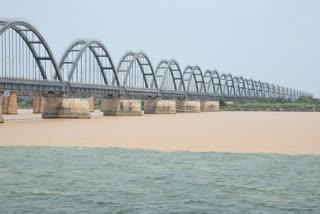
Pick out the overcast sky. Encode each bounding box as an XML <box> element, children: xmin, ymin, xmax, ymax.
<box><xmin>1</xmin><ymin>0</ymin><xmax>319</xmax><ymax>96</ymax></box>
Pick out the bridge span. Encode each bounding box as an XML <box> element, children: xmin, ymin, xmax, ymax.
<box><xmin>0</xmin><ymin>20</ymin><xmax>313</xmax><ymax>122</ymax></box>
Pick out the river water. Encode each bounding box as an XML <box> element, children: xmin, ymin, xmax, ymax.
<box><xmin>0</xmin><ymin>146</ymin><xmax>319</xmax><ymax>213</ymax></box>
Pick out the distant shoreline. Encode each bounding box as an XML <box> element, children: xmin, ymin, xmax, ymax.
<box><xmin>220</xmin><ymin>97</ymin><xmax>320</xmax><ymax>112</ymax></box>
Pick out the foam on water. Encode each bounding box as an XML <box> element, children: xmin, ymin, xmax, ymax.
<box><xmin>0</xmin><ymin>146</ymin><xmax>319</xmax><ymax>213</ymax></box>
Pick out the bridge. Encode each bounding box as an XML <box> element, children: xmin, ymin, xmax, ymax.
<box><xmin>0</xmin><ymin>20</ymin><xmax>313</xmax><ymax>122</ymax></box>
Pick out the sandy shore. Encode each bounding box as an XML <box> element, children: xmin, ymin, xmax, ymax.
<box><xmin>1</xmin><ymin>110</ymin><xmax>320</xmax><ymax>154</ymax></box>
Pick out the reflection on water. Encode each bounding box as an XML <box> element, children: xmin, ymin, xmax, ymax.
<box><xmin>0</xmin><ymin>146</ymin><xmax>319</xmax><ymax>213</ymax></box>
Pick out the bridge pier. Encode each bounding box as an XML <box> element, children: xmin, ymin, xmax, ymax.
<box><xmin>42</xmin><ymin>93</ymin><xmax>91</xmax><ymax>119</ymax></box>
<box><xmin>33</xmin><ymin>96</ymin><xmax>44</xmax><ymax>114</ymax></box>
<box><xmin>101</xmin><ymin>98</ymin><xmax>104</xmax><ymax>112</ymax></box>
<box><xmin>102</xmin><ymin>96</ymin><xmax>142</xmax><ymax>116</ymax></box>
<box><xmin>2</xmin><ymin>90</ymin><xmax>18</xmax><ymax>114</ymax></box>
<box><xmin>89</xmin><ymin>94</ymin><xmax>95</xmax><ymax>112</ymax></box>
<box><xmin>176</xmin><ymin>99</ymin><xmax>201</xmax><ymax>113</ymax></box>
<box><xmin>144</xmin><ymin>98</ymin><xmax>176</xmax><ymax>114</ymax></box>
<box><xmin>0</xmin><ymin>91</ymin><xmax>4</xmax><ymax>123</ymax></box>
<box><xmin>201</xmin><ymin>100</ymin><xmax>220</xmax><ymax>112</ymax></box>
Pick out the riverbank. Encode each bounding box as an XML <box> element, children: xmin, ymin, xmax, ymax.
<box><xmin>1</xmin><ymin>111</ymin><xmax>319</xmax><ymax>154</ymax></box>
<box><xmin>221</xmin><ymin>97</ymin><xmax>320</xmax><ymax>112</ymax></box>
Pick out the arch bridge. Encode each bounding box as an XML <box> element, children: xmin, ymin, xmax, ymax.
<box><xmin>0</xmin><ymin>20</ymin><xmax>313</xmax><ymax>120</ymax></box>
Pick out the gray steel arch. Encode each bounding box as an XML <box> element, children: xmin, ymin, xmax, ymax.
<box><xmin>254</xmin><ymin>81</ymin><xmax>263</xmax><ymax>97</ymax></box>
<box><xmin>0</xmin><ymin>20</ymin><xmax>63</xmax><ymax>81</ymax></box>
<box><xmin>203</xmin><ymin>70</ymin><xmax>213</xmax><ymax>93</ymax></box>
<box><xmin>269</xmin><ymin>84</ymin><xmax>276</xmax><ymax>98</ymax></box>
<box><xmin>115</xmin><ymin>51</ymin><xmax>158</xmax><ymax>89</ymax></box>
<box><xmin>261</xmin><ymin>82</ymin><xmax>270</xmax><ymax>97</ymax></box>
<box><xmin>283</xmin><ymin>87</ymin><xmax>288</xmax><ymax>99</ymax></box>
<box><xmin>59</xmin><ymin>40</ymin><xmax>119</xmax><ymax>86</ymax></box>
<box><xmin>287</xmin><ymin>88</ymin><xmax>292</xmax><ymax>99</ymax></box>
<box><xmin>280</xmin><ymin>86</ymin><xmax>284</xmax><ymax>98</ymax></box>
<box><xmin>152</xmin><ymin>59</ymin><xmax>185</xmax><ymax>91</ymax></box>
<box><xmin>292</xmin><ymin>89</ymin><xmax>296</xmax><ymax>99</ymax></box>
<box><xmin>204</xmin><ymin>70</ymin><xmax>223</xmax><ymax>94</ymax></box>
<box><xmin>220</xmin><ymin>73</ymin><xmax>236</xmax><ymax>95</ymax></box>
<box><xmin>275</xmin><ymin>85</ymin><xmax>281</xmax><ymax>98</ymax></box>
<box><xmin>233</xmin><ymin>76</ymin><xmax>246</xmax><ymax>97</ymax></box>
<box><xmin>286</xmin><ymin>88</ymin><xmax>291</xmax><ymax>99</ymax></box>
<box><xmin>244</xmin><ymin>79</ymin><xmax>255</xmax><ymax>97</ymax></box>
<box><xmin>182</xmin><ymin>66</ymin><xmax>206</xmax><ymax>93</ymax></box>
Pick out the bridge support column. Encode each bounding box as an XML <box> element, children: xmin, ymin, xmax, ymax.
<box><xmin>1</xmin><ymin>96</ymin><xmax>8</xmax><ymax>114</ymax></box>
<box><xmin>2</xmin><ymin>90</ymin><xmax>18</xmax><ymax>114</ymax></box>
<box><xmin>0</xmin><ymin>91</ymin><xmax>4</xmax><ymax>123</ymax></box>
<box><xmin>42</xmin><ymin>93</ymin><xmax>91</xmax><ymax>119</ymax></box>
<box><xmin>201</xmin><ymin>100</ymin><xmax>220</xmax><ymax>112</ymax></box>
<box><xmin>102</xmin><ymin>96</ymin><xmax>142</xmax><ymax>116</ymax></box>
<box><xmin>89</xmin><ymin>94</ymin><xmax>95</xmax><ymax>112</ymax></box>
<box><xmin>144</xmin><ymin>98</ymin><xmax>176</xmax><ymax>114</ymax></box>
<box><xmin>101</xmin><ymin>98</ymin><xmax>104</xmax><ymax>112</ymax></box>
<box><xmin>33</xmin><ymin>96</ymin><xmax>44</xmax><ymax>114</ymax></box>
<box><xmin>176</xmin><ymin>99</ymin><xmax>201</xmax><ymax>113</ymax></box>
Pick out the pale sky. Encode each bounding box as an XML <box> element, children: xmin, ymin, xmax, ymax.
<box><xmin>0</xmin><ymin>0</ymin><xmax>319</xmax><ymax>97</ymax></box>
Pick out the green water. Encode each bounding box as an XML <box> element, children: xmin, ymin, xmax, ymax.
<box><xmin>0</xmin><ymin>147</ymin><xmax>319</xmax><ymax>213</ymax></box>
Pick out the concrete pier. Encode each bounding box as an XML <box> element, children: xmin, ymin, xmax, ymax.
<box><xmin>2</xmin><ymin>90</ymin><xmax>18</xmax><ymax>114</ymax></box>
<box><xmin>42</xmin><ymin>93</ymin><xmax>91</xmax><ymax>119</ymax></box>
<box><xmin>201</xmin><ymin>100</ymin><xmax>220</xmax><ymax>112</ymax></box>
<box><xmin>0</xmin><ymin>92</ymin><xmax>3</xmax><ymax>123</ymax></box>
<box><xmin>144</xmin><ymin>98</ymin><xmax>176</xmax><ymax>114</ymax></box>
<box><xmin>102</xmin><ymin>96</ymin><xmax>142</xmax><ymax>116</ymax></box>
<box><xmin>176</xmin><ymin>99</ymin><xmax>201</xmax><ymax>113</ymax></box>
<box><xmin>101</xmin><ymin>98</ymin><xmax>104</xmax><ymax>112</ymax></box>
<box><xmin>1</xmin><ymin>96</ymin><xmax>8</xmax><ymax>114</ymax></box>
<box><xmin>89</xmin><ymin>94</ymin><xmax>95</xmax><ymax>112</ymax></box>
<box><xmin>33</xmin><ymin>96</ymin><xmax>44</xmax><ymax>113</ymax></box>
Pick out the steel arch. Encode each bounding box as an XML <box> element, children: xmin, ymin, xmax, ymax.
<box><xmin>268</xmin><ymin>84</ymin><xmax>276</xmax><ymax>98</ymax></box>
<box><xmin>233</xmin><ymin>76</ymin><xmax>246</xmax><ymax>97</ymax></box>
<box><xmin>279</xmin><ymin>86</ymin><xmax>285</xmax><ymax>98</ymax></box>
<box><xmin>182</xmin><ymin>66</ymin><xmax>206</xmax><ymax>93</ymax></box>
<box><xmin>254</xmin><ymin>81</ymin><xmax>263</xmax><ymax>97</ymax></box>
<box><xmin>284</xmin><ymin>87</ymin><xmax>289</xmax><ymax>99</ymax></box>
<box><xmin>204</xmin><ymin>70</ymin><xmax>222</xmax><ymax>95</ymax></box>
<box><xmin>152</xmin><ymin>59</ymin><xmax>185</xmax><ymax>91</ymax></box>
<box><xmin>244</xmin><ymin>79</ymin><xmax>255</xmax><ymax>97</ymax></box>
<box><xmin>203</xmin><ymin>70</ymin><xmax>213</xmax><ymax>93</ymax></box>
<box><xmin>115</xmin><ymin>51</ymin><xmax>158</xmax><ymax>89</ymax></box>
<box><xmin>292</xmin><ymin>89</ymin><xmax>296</xmax><ymax>99</ymax></box>
<box><xmin>59</xmin><ymin>40</ymin><xmax>119</xmax><ymax>86</ymax></box>
<box><xmin>287</xmin><ymin>88</ymin><xmax>292</xmax><ymax>99</ymax></box>
<box><xmin>263</xmin><ymin>82</ymin><xmax>271</xmax><ymax>97</ymax></box>
<box><xmin>289</xmin><ymin>88</ymin><xmax>293</xmax><ymax>99</ymax></box>
<box><xmin>220</xmin><ymin>73</ymin><xmax>236</xmax><ymax>96</ymax></box>
<box><xmin>275</xmin><ymin>85</ymin><xmax>281</xmax><ymax>98</ymax></box>
<box><xmin>0</xmin><ymin>20</ymin><xmax>62</xmax><ymax>81</ymax></box>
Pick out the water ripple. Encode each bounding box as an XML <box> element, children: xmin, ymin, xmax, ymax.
<box><xmin>0</xmin><ymin>146</ymin><xmax>319</xmax><ymax>213</ymax></box>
